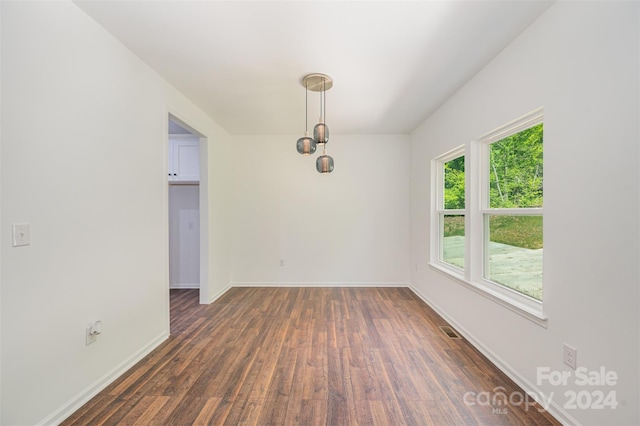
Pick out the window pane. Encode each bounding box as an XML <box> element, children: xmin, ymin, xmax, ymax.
<box><xmin>489</xmin><ymin>124</ymin><xmax>543</xmax><ymax>208</ymax></box>
<box><xmin>444</xmin><ymin>156</ymin><xmax>465</xmax><ymax>209</ymax></box>
<box><xmin>442</xmin><ymin>214</ymin><xmax>464</xmax><ymax>269</ymax></box>
<box><xmin>486</xmin><ymin>215</ymin><xmax>542</xmax><ymax>300</ymax></box>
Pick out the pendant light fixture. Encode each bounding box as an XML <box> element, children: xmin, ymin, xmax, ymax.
<box><xmin>316</xmin><ymin>148</ymin><xmax>334</xmax><ymax>173</ymax></box>
<box><xmin>296</xmin><ymin>79</ymin><xmax>316</xmax><ymax>155</ymax></box>
<box><xmin>313</xmin><ymin>77</ymin><xmax>329</xmax><ymax>145</ymax></box>
<box><xmin>295</xmin><ymin>73</ymin><xmax>334</xmax><ymax>174</ymax></box>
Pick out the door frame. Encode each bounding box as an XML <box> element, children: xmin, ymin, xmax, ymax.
<box><xmin>166</xmin><ymin>113</ymin><xmax>210</xmax><ymax>305</ymax></box>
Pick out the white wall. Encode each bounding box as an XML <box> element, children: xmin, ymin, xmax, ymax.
<box><xmin>231</xmin><ymin>134</ymin><xmax>410</xmax><ymax>286</ymax></box>
<box><xmin>410</xmin><ymin>2</ymin><xmax>639</xmax><ymax>425</ymax></box>
<box><xmin>0</xmin><ymin>2</ymin><xmax>3</xmax><ymax>421</ymax></box>
<box><xmin>0</xmin><ymin>1</ymin><xmax>232</xmax><ymax>424</ymax></box>
<box><xmin>169</xmin><ymin>184</ymin><xmax>200</xmax><ymax>288</ymax></box>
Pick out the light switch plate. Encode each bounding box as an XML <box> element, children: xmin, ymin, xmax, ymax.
<box><xmin>12</xmin><ymin>223</ymin><xmax>30</xmax><ymax>247</ymax></box>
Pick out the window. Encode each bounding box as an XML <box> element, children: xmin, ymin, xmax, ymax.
<box><xmin>483</xmin><ymin>123</ymin><xmax>543</xmax><ymax>300</ymax></box>
<box><xmin>431</xmin><ymin>109</ymin><xmax>545</xmax><ymax>325</ymax></box>
<box><xmin>434</xmin><ymin>148</ymin><xmax>465</xmax><ymax>271</ymax></box>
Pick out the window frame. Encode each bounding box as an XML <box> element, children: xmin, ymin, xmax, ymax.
<box><xmin>430</xmin><ymin>108</ymin><xmax>547</xmax><ymax>327</ymax></box>
<box><xmin>432</xmin><ymin>146</ymin><xmax>467</xmax><ymax>276</ymax></box>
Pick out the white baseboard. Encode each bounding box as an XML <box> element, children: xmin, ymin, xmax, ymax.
<box><xmin>169</xmin><ymin>283</ymin><xmax>199</xmax><ymax>289</ymax></box>
<box><xmin>231</xmin><ymin>281</ymin><xmax>409</xmax><ymax>287</ymax></box>
<box><xmin>206</xmin><ymin>283</ymin><xmax>232</xmax><ymax>304</ymax></box>
<box><xmin>408</xmin><ymin>284</ymin><xmax>578</xmax><ymax>426</ymax></box>
<box><xmin>38</xmin><ymin>332</ymin><xmax>169</xmax><ymax>426</ymax></box>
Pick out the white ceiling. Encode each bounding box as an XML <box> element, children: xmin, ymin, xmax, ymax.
<box><xmin>75</xmin><ymin>0</ymin><xmax>553</xmax><ymax>135</ymax></box>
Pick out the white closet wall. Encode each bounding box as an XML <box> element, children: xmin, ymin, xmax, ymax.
<box><xmin>169</xmin><ymin>184</ymin><xmax>200</xmax><ymax>288</ymax></box>
<box><xmin>168</xmin><ymin>135</ymin><xmax>201</xmax><ymax>289</ymax></box>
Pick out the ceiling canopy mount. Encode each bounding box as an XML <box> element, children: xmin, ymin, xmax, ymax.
<box><xmin>301</xmin><ymin>74</ymin><xmax>333</xmax><ymax>92</ymax></box>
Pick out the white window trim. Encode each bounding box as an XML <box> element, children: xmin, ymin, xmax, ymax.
<box><xmin>431</xmin><ymin>146</ymin><xmax>466</xmax><ymax>276</ymax></box>
<box><xmin>430</xmin><ymin>108</ymin><xmax>547</xmax><ymax>327</ymax></box>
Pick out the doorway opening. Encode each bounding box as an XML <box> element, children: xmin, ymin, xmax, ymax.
<box><xmin>167</xmin><ymin>114</ymin><xmax>209</xmax><ymax>328</ymax></box>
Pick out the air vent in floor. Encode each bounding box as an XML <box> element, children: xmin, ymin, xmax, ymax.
<box><xmin>439</xmin><ymin>325</ymin><xmax>461</xmax><ymax>339</ymax></box>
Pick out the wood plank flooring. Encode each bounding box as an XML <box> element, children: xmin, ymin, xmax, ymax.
<box><xmin>62</xmin><ymin>287</ymin><xmax>559</xmax><ymax>425</ymax></box>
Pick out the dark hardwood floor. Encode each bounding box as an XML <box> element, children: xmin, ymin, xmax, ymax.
<box><xmin>62</xmin><ymin>287</ymin><xmax>559</xmax><ymax>425</ymax></box>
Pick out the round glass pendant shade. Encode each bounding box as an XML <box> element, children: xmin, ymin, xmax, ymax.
<box><xmin>296</xmin><ymin>133</ymin><xmax>316</xmax><ymax>155</ymax></box>
<box><xmin>316</xmin><ymin>155</ymin><xmax>334</xmax><ymax>174</ymax></box>
<box><xmin>313</xmin><ymin>122</ymin><xmax>329</xmax><ymax>145</ymax></box>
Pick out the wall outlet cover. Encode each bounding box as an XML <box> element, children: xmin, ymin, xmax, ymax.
<box><xmin>86</xmin><ymin>325</ymin><xmax>97</xmax><ymax>346</ymax></box>
<box><xmin>12</xmin><ymin>223</ymin><xmax>31</xmax><ymax>247</ymax></box>
<box><xmin>563</xmin><ymin>343</ymin><xmax>577</xmax><ymax>369</ymax></box>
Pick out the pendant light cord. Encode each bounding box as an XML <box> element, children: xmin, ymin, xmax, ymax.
<box><xmin>322</xmin><ymin>78</ymin><xmax>327</xmax><ymax>153</ymax></box>
<box><xmin>319</xmin><ymin>79</ymin><xmax>323</xmax><ymax>122</ymax></box>
<box><xmin>323</xmin><ymin>78</ymin><xmax>326</xmax><ymax>125</ymax></box>
<box><xmin>305</xmin><ymin>80</ymin><xmax>308</xmax><ymax>132</ymax></box>
<box><xmin>323</xmin><ymin>79</ymin><xmax>327</xmax><ymax>155</ymax></box>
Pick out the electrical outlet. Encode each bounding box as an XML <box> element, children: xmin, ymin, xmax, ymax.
<box><xmin>563</xmin><ymin>343</ymin><xmax>577</xmax><ymax>369</ymax></box>
<box><xmin>86</xmin><ymin>321</ymin><xmax>103</xmax><ymax>346</ymax></box>
<box><xmin>12</xmin><ymin>223</ymin><xmax>31</xmax><ymax>247</ymax></box>
<box><xmin>280</xmin><ymin>259</ymin><xmax>285</xmax><ymax>267</ymax></box>
<box><xmin>86</xmin><ymin>325</ymin><xmax>97</xmax><ymax>345</ymax></box>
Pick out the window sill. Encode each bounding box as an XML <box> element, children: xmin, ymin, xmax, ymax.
<box><xmin>429</xmin><ymin>262</ymin><xmax>548</xmax><ymax>328</ymax></box>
